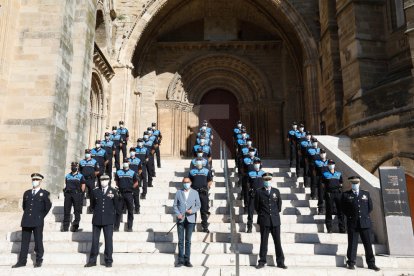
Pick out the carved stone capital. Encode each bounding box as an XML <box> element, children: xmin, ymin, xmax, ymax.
<box><xmin>156</xmin><ymin>100</ymin><xmax>194</xmax><ymax>112</ymax></box>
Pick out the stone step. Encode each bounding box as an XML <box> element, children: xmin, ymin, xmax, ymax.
<box><xmin>1</xmin><ymin>240</ymin><xmax>386</xmax><ymax>255</ymax></box>
<box><xmin>0</xmin><ymin>264</ymin><xmax>412</xmax><ymax>276</ymax></box>
<box><xmin>7</xmin><ymin>231</ymin><xmax>352</xmax><ymax>244</ymax></box>
<box><xmin>0</xmin><ymin>252</ymin><xmax>412</xmax><ymax>268</ymax></box>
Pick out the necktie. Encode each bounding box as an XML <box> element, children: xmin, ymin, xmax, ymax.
<box><xmin>32</xmin><ymin>190</ymin><xmax>35</xmax><ymax>196</ymax></box>
<box><xmin>102</xmin><ymin>188</ymin><xmax>105</xmax><ymax>194</ymax></box>
<box><xmin>268</xmin><ymin>189</ymin><xmax>271</xmax><ymax>195</ymax></box>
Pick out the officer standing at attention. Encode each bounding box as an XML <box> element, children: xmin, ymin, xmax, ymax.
<box><xmin>300</xmin><ymin>131</ymin><xmax>313</xmax><ymax>187</ymax></box>
<box><xmin>143</xmin><ymin>131</ymin><xmax>157</xmax><ymax>186</ymax></box>
<box><xmin>255</xmin><ymin>173</ymin><xmax>287</xmax><ymax>269</ymax></box>
<box><xmin>192</xmin><ymin>138</ymin><xmax>212</xmax><ymax>163</ymax></box>
<box><xmin>322</xmin><ymin>160</ymin><xmax>346</xmax><ymax>233</ymax></box>
<box><xmin>79</xmin><ymin>149</ymin><xmax>100</xmax><ymax>213</ymax></box>
<box><xmin>190</xmin><ymin>148</ymin><xmax>210</xmax><ymax>170</ymax></box>
<box><xmin>188</xmin><ymin>160</ymin><xmax>213</xmax><ymax>233</ymax></box>
<box><xmin>314</xmin><ymin>149</ymin><xmax>329</xmax><ymax>215</ymax></box>
<box><xmin>286</xmin><ymin>122</ymin><xmax>299</xmax><ymax>168</ymax></box>
<box><xmin>91</xmin><ymin>140</ymin><xmax>108</xmax><ymax>187</ymax></box>
<box><xmin>114</xmin><ymin>158</ymin><xmax>138</xmax><ymax>232</ymax></box>
<box><xmin>128</xmin><ymin>147</ymin><xmax>142</xmax><ymax>214</ymax></box>
<box><xmin>173</xmin><ymin>177</ymin><xmax>201</xmax><ymax>268</ymax></box>
<box><xmin>117</xmin><ymin>120</ymin><xmax>129</xmax><ymax>163</ymax></box>
<box><xmin>307</xmin><ymin>138</ymin><xmax>320</xmax><ymax>199</ymax></box>
<box><xmin>62</xmin><ymin>162</ymin><xmax>86</xmax><ymax>232</ymax></box>
<box><xmin>101</xmin><ymin>132</ymin><xmax>115</xmax><ymax>184</ymax></box>
<box><xmin>111</xmin><ymin>126</ymin><xmax>122</xmax><ymax>171</ymax></box>
<box><xmin>294</xmin><ymin>123</ymin><xmax>306</xmax><ymax>175</ymax></box>
<box><xmin>135</xmin><ymin>138</ymin><xmax>150</xmax><ymax>199</ymax></box>
<box><xmin>246</xmin><ymin>159</ymin><xmax>265</xmax><ymax>233</ymax></box>
<box><xmin>151</xmin><ymin>122</ymin><xmax>162</xmax><ymax>168</ymax></box>
<box><xmin>12</xmin><ymin>173</ymin><xmax>52</xmax><ymax>268</ymax></box>
<box><xmin>342</xmin><ymin>176</ymin><xmax>380</xmax><ymax>271</ymax></box>
<box><xmin>85</xmin><ymin>174</ymin><xmax>119</xmax><ymax>268</ymax></box>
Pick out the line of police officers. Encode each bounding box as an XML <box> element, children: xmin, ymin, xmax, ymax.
<box><xmin>286</xmin><ymin>121</ymin><xmax>380</xmax><ymax>271</ymax></box>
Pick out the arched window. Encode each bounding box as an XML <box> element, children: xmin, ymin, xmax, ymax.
<box><xmin>89</xmin><ymin>72</ymin><xmax>105</xmax><ymax>147</ymax></box>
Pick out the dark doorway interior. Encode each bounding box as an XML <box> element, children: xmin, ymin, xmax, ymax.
<box><xmin>199</xmin><ymin>89</ymin><xmax>240</xmax><ymax>158</ymax></box>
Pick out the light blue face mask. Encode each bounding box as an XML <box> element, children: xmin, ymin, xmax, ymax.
<box><xmin>183</xmin><ymin>183</ymin><xmax>191</xmax><ymax>190</ymax></box>
<box><xmin>263</xmin><ymin>181</ymin><xmax>271</xmax><ymax>188</ymax></box>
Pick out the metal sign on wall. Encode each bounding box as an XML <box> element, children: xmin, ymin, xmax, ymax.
<box><xmin>378</xmin><ymin>166</ymin><xmax>414</xmax><ymax>256</ymax></box>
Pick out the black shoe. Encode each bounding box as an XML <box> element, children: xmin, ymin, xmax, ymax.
<box><xmin>368</xmin><ymin>265</ymin><xmax>380</xmax><ymax>271</ymax></box>
<box><xmin>157</xmin><ymin>166</ymin><xmax>161</xmax><ymax>168</ymax></box>
<box><xmin>246</xmin><ymin>226</ymin><xmax>252</xmax><ymax>233</ymax></box>
<box><xmin>347</xmin><ymin>264</ymin><xmax>355</xmax><ymax>270</ymax></box>
<box><xmin>256</xmin><ymin>263</ymin><xmax>265</xmax><ymax>269</ymax></box>
<box><xmin>327</xmin><ymin>229</ymin><xmax>332</xmax><ymax>233</ymax></box>
<box><xmin>339</xmin><ymin>229</ymin><xmax>346</xmax><ymax>234</ymax></box>
<box><xmin>148</xmin><ymin>183</ymin><xmax>153</xmax><ymax>187</ymax></box>
<box><xmin>84</xmin><ymin>262</ymin><xmax>96</xmax><ymax>267</ymax></box>
<box><xmin>277</xmin><ymin>264</ymin><xmax>287</xmax><ymax>269</ymax></box>
<box><xmin>318</xmin><ymin>209</ymin><xmax>325</xmax><ymax>215</ymax></box>
<box><xmin>34</xmin><ymin>262</ymin><xmax>42</xmax><ymax>268</ymax></box>
<box><xmin>12</xmin><ymin>263</ymin><xmax>26</xmax><ymax>268</ymax></box>
<box><xmin>184</xmin><ymin>262</ymin><xmax>193</xmax><ymax>267</ymax></box>
<box><xmin>243</xmin><ymin>207</ymin><xmax>248</xmax><ymax>214</ymax></box>
<box><xmin>114</xmin><ymin>227</ymin><xmax>119</xmax><ymax>232</ymax></box>
<box><xmin>61</xmin><ymin>228</ymin><xmax>69</xmax><ymax>232</ymax></box>
<box><xmin>202</xmin><ymin>228</ymin><xmax>210</xmax><ymax>233</ymax></box>
<box><xmin>140</xmin><ymin>194</ymin><xmax>146</xmax><ymax>200</ymax></box>
<box><xmin>105</xmin><ymin>263</ymin><xmax>112</xmax><ymax>268</ymax></box>
<box><xmin>311</xmin><ymin>196</ymin><xmax>317</xmax><ymax>200</ymax></box>
<box><xmin>126</xmin><ymin>228</ymin><xmax>133</xmax><ymax>232</ymax></box>
<box><xmin>70</xmin><ymin>225</ymin><xmax>79</xmax><ymax>232</ymax></box>
<box><xmin>134</xmin><ymin>209</ymin><xmax>140</xmax><ymax>214</ymax></box>
<box><xmin>175</xmin><ymin>262</ymin><xmax>183</xmax><ymax>267</ymax></box>
<box><xmin>87</xmin><ymin>207</ymin><xmax>94</xmax><ymax>214</ymax></box>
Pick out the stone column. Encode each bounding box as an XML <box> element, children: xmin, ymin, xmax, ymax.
<box><xmin>404</xmin><ymin>0</ymin><xmax>414</xmax><ymax>72</ymax></box>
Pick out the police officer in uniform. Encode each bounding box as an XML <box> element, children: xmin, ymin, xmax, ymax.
<box><xmin>246</xmin><ymin>159</ymin><xmax>265</xmax><ymax>233</ymax></box>
<box><xmin>91</xmin><ymin>139</ymin><xmax>108</xmax><ymax>187</ymax></box>
<box><xmin>110</xmin><ymin>126</ymin><xmax>122</xmax><ymax>171</ymax></box>
<box><xmin>192</xmin><ymin>139</ymin><xmax>212</xmax><ymax>164</ymax></box>
<box><xmin>101</xmin><ymin>132</ymin><xmax>115</xmax><ymax>184</ymax></box>
<box><xmin>128</xmin><ymin>147</ymin><xmax>142</xmax><ymax>214</ymax></box>
<box><xmin>286</xmin><ymin>122</ymin><xmax>299</xmax><ymax>168</ymax></box>
<box><xmin>62</xmin><ymin>162</ymin><xmax>86</xmax><ymax>232</ymax></box>
<box><xmin>255</xmin><ymin>173</ymin><xmax>287</xmax><ymax>269</ymax></box>
<box><xmin>114</xmin><ymin>158</ymin><xmax>138</xmax><ymax>232</ymax></box>
<box><xmin>143</xmin><ymin>131</ymin><xmax>157</xmax><ymax>186</ymax></box>
<box><xmin>188</xmin><ymin>160</ymin><xmax>213</xmax><ymax>232</ymax></box>
<box><xmin>342</xmin><ymin>176</ymin><xmax>380</xmax><ymax>271</ymax></box>
<box><xmin>190</xmin><ymin>148</ymin><xmax>210</xmax><ymax>170</ymax></box>
<box><xmin>135</xmin><ymin>138</ymin><xmax>150</xmax><ymax>199</ymax></box>
<box><xmin>322</xmin><ymin>160</ymin><xmax>345</xmax><ymax>233</ymax></box>
<box><xmin>117</xmin><ymin>120</ymin><xmax>129</xmax><ymax>162</ymax></box>
<box><xmin>294</xmin><ymin>123</ymin><xmax>306</xmax><ymax>174</ymax></box>
<box><xmin>300</xmin><ymin>131</ymin><xmax>313</xmax><ymax>187</ymax></box>
<box><xmin>314</xmin><ymin>149</ymin><xmax>329</xmax><ymax>214</ymax></box>
<box><xmin>307</xmin><ymin>138</ymin><xmax>320</xmax><ymax>199</ymax></box>
<box><xmin>151</xmin><ymin>123</ymin><xmax>162</xmax><ymax>168</ymax></box>
<box><xmin>85</xmin><ymin>174</ymin><xmax>119</xmax><ymax>268</ymax></box>
<box><xmin>12</xmin><ymin>173</ymin><xmax>52</xmax><ymax>268</ymax></box>
<box><xmin>79</xmin><ymin>149</ymin><xmax>100</xmax><ymax>213</ymax></box>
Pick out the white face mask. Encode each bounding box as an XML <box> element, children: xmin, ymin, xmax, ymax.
<box><xmin>130</xmin><ymin>152</ymin><xmax>136</xmax><ymax>157</ymax></box>
<box><xmin>138</xmin><ymin>142</ymin><xmax>144</xmax><ymax>147</ymax></box>
<box><xmin>152</xmin><ymin>126</ymin><xmax>156</xmax><ymax>130</ymax></box>
<box><xmin>246</xmin><ymin>141</ymin><xmax>252</xmax><ymax>147</ymax></box>
<box><xmin>85</xmin><ymin>153</ymin><xmax>91</xmax><ymax>159</ymax></box>
<box><xmin>32</xmin><ymin>180</ymin><xmax>41</xmax><ymax>188</ymax></box>
<box><xmin>112</xmin><ymin>130</ymin><xmax>116</xmax><ymax>134</ymax></box>
<box><xmin>201</xmin><ymin>126</ymin><xmax>207</xmax><ymax>131</ymax></box>
<box><xmin>328</xmin><ymin>164</ymin><xmax>335</xmax><ymax>171</ymax></box>
<box><xmin>119</xmin><ymin>124</ymin><xmax>124</xmax><ymax>128</ymax></box>
<box><xmin>197</xmin><ymin>153</ymin><xmax>203</xmax><ymax>158</ymax></box>
<box><xmin>300</xmin><ymin>127</ymin><xmax>304</xmax><ymax>132</ymax></box>
<box><xmin>237</xmin><ymin>124</ymin><xmax>242</xmax><ymax>128</ymax></box>
<box><xmin>96</xmin><ymin>144</ymin><xmax>101</xmax><ymax>148</ymax></box>
<box><xmin>306</xmin><ymin>135</ymin><xmax>311</xmax><ymax>140</ymax></box>
<box><xmin>320</xmin><ymin>153</ymin><xmax>327</xmax><ymax>159</ymax></box>
<box><xmin>312</xmin><ymin>142</ymin><xmax>318</xmax><ymax>148</ymax></box>
<box><xmin>123</xmin><ymin>163</ymin><xmax>129</xmax><ymax>170</ymax></box>
<box><xmin>292</xmin><ymin>125</ymin><xmax>298</xmax><ymax>130</ymax></box>
<box><xmin>351</xmin><ymin>183</ymin><xmax>360</xmax><ymax>191</ymax></box>
<box><xmin>200</xmin><ymin>139</ymin><xmax>205</xmax><ymax>145</ymax></box>
<box><xmin>254</xmin><ymin>164</ymin><xmax>260</xmax><ymax>170</ymax></box>
<box><xmin>242</xmin><ymin>134</ymin><xmax>246</xmax><ymax>138</ymax></box>
<box><xmin>101</xmin><ymin>180</ymin><xmax>109</xmax><ymax>188</ymax></box>
<box><xmin>196</xmin><ymin>162</ymin><xmax>203</xmax><ymax>169</ymax></box>
<box><xmin>148</xmin><ymin>130</ymin><xmax>153</xmax><ymax>135</ymax></box>
<box><xmin>143</xmin><ymin>135</ymin><xmax>149</xmax><ymax>140</ymax></box>
<box><xmin>249</xmin><ymin>151</ymin><xmax>255</xmax><ymax>157</ymax></box>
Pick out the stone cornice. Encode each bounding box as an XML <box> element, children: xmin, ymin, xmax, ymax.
<box><xmin>156</xmin><ymin>100</ymin><xmax>194</xmax><ymax>112</ymax></box>
<box><xmin>93</xmin><ymin>43</ymin><xmax>115</xmax><ymax>82</ymax></box>
<box><xmin>156</xmin><ymin>40</ymin><xmax>281</xmax><ymax>51</ymax></box>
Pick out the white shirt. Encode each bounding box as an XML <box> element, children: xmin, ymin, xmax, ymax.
<box><xmin>183</xmin><ymin>189</ymin><xmax>190</xmax><ymax>201</ymax></box>
<box><xmin>32</xmin><ymin>187</ymin><xmax>41</xmax><ymax>195</ymax></box>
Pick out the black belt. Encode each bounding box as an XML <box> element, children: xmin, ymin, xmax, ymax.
<box><xmin>85</xmin><ymin>176</ymin><xmax>96</xmax><ymax>180</ymax></box>
<box><xmin>65</xmin><ymin>189</ymin><xmax>81</xmax><ymax>193</ymax></box>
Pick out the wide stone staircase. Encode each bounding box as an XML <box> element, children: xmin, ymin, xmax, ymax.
<box><xmin>0</xmin><ymin>159</ymin><xmax>414</xmax><ymax>275</ymax></box>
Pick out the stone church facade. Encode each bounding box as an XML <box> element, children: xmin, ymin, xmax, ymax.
<box><xmin>0</xmin><ymin>0</ymin><xmax>413</xmax><ymax>209</ymax></box>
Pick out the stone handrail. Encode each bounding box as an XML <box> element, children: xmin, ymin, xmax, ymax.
<box><xmin>315</xmin><ymin>135</ymin><xmax>386</xmax><ymax>245</ymax></box>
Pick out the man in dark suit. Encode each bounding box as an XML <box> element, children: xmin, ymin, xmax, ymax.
<box><xmin>341</xmin><ymin>176</ymin><xmax>380</xmax><ymax>271</ymax></box>
<box><xmin>254</xmin><ymin>172</ymin><xmax>287</xmax><ymax>269</ymax></box>
<box><xmin>85</xmin><ymin>174</ymin><xmax>119</xmax><ymax>268</ymax></box>
<box><xmin>12</xmin><ymin>173</ymin><xmax>52</xmax><ymax>268</ymax></box>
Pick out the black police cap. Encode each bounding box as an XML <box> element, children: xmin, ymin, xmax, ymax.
<box><xmin>196</xmin><ymin>147</ymin><xmax>204</xmax><ymax>152</ymax></box>
<box><xmin>70</xmin><ymin>162</ymin><xmax>78</xmax><ymax>167</ymax></box>
<box><xmin>123</xmin><ymin>157</ymin><xmax>129</xmax><ymax>162</ymax></box>
<box><xmin>100</xmin><ymin>174</ymin><xmax>110</xmax><ymax>181</ymax></box>
<box><xmin>129</xmin><ymin>147</ymin><xmax>136</xmax><ymax>151</ymax></box>
<box><xmin>85</xmin><ymin>149</ymin><xmax>91</xmax><ymax>154</ymax></box>
<box><xmin>327</xmin><ymin>159</ymin><xmax>335</xmax><ymax>165</ymax></box>
<box><xmin>95</xmin><ymin>139</ymin><xmax>101</xmax><ymax>144</ymax></box>
<box><xmin>253</xmin><ymin>158</ymin><xmax>261</xmax><ymax>164</ymax></box>
<box><xmin>237</xmin><ymin>120</ymin><xmax>242</xmax><ymax>124</ymax></box>
<box><xmin>306</xmin><ymin>131</ymin><xmax>312</xmax><ymax>135</ymax></box>
<box><xmin>246</xmin><ymin>138</ymin><xmax>252</xmax><ymax>142</ymax></box>
<box><xmin>143</xmin><ymin>131</ymin><xmax>149</xmax><ymax>135</ymax></box>
<box><xmin>299</xmin><ymin>123</ymin><xmax>305</xmax><ymax>127</ymax></box>
<box><xmin>241</xmin><ymin>130</ymin><xmax>247</xmax><ymax>134</ymax></box>
<box><xmin>152</xmin><ymin>122</ymin><xmax>156</xmax><ymax>126</ymax></box>
<box><xmin>292</xmin><ymin>121</ymin><xmax>298</xmax><ymax>125</ymax></box>
<box><xmin>311</xmin><ymin>138</ymin><xmax>318</xmax><ymax>143</ymax></box>
<box><xmin>104</xmin><ymin>132</ymin><xmax>110</xmax><ymax>136</ymax></box>
<box><xmin>112</xmin><ymin>126</ymin><xmax>117</xmax><ymax>130</ymax></box>
<box><xmin>320</xmin><ymin>149</ymin><xmax>326</xmax><ymax>154</ymax></box>
<box><xmin>137</xmin><ymin>138</ymin><xmax>143</xmax><ymax>142</ymax></box>
<box><xmin>31</xmin><ymin>173</ymin><xmax>44</xmax><ymax>180</ymax></box>
<box><xmin>119</xmin><ymin>121</ymin><xmax>124</xmax><ymax>124</ymax></box>
<box><xmin>262</xmin><ymin>172</ymin><xmax>273</xmax><ymax>180</ymax></box>
<box><xmin>348</xmin><ymin>176</ymin><xmax>361</xmax><ymax>181</ymax></box>
<box><xmin>249</xmin><ymin>148</ymin><xmax>256</xmax><ymax>152</ymax></box>
<box><xmin>147</xmin><ymin>127</ymin><xmax>152</xmax><ymax>131</ymax></box>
